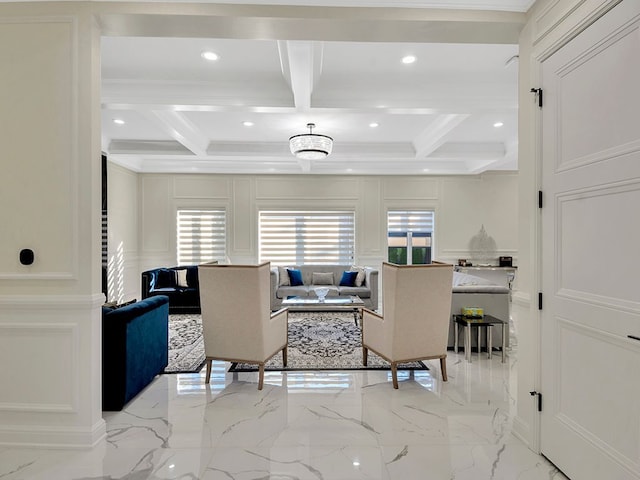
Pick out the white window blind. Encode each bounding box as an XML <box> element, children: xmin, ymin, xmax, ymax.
<box><xmin>387</xmin><ymin>210</ymin><xmax>434</xmax><ymax>235</ymax></box>
<box><xmin>387</xmin><ymin>210</ymin><xmax>435</xmax><ymax>264</ymax></box>
<box><xmin>177</xmin><ymin>209</ymin><xmax>226</xmax><ymax>265</ymax></box>
<box><xmin>259</xmin><ymin>211</ymin><xmax>355</xmax><ymax>265</ymax></box>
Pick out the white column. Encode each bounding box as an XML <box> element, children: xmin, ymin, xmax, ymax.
<box><xmin>0</xmin><ymin>4</ymin><xmax>105</xmax><ymax>447</ymax></box>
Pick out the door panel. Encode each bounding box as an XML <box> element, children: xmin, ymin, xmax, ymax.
<box><xmin>540</xmin><ymin>1</ymin><xmax>640</xmax><ymax>478</ymax></box>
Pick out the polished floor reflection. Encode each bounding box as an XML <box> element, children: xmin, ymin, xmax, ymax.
<box><xmin>0</xmin><ymin>349</ymin><xmax>568</xmax><ymax>479</ymax></box>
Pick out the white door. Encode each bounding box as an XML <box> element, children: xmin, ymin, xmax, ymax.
<box><xmin>540</xmin><ymin>1</ymin><xmax>640</xmax><ymax>479</ymax></box>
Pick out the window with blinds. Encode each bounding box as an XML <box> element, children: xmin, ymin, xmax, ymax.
<box><xmin>387</xmin><ymin>210</ymin><xmax>434</xmax><ymax>265</ymax></box>
<box><xmin>177</xmin><ymin>209</ymin><xmax>227</xmax><ymax>265</ymax></box>
<box><xmin>259</xmin><ymin>211</ymin><xmax>355</xmax><ymax>265</ymax></box>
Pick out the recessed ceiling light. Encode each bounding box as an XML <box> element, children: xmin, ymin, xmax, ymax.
<box><xmin>493</xmin><ymin>121</ymin><xmax>504</xmax><ymax>128</ymax></box>
<box><xmin>113</xmin><ymin>119</ymin><xmax>125</xmax><ymax>125</ymax></box>
<box><xmin>243</xmin><ymin>121</ymin><xmax>254</xmax><ymax>127</ymax></box>
<box><xmin>201</xmin><ymin>51</ymin><xmax>219</xmax><ymax>61</ymax></box>
<box><xmin>402</xmin><ymin>55</ymin><xmax>416</xmax><ymax>64</ymax></box>
<box><xmin>423</xmin><ymin>168</ymin><xmax>430</xmax><ymax>173</ymax></box>
<box><xmin>369</xmin><ymin>122</ymin><xmax>379</xmax><ymax>128</ymax></box>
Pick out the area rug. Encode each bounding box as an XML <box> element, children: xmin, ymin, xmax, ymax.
<box><xmin>229</xmin><ymin>311</ymin><xmax>428</xmax><ymax>372</ymax></box>
<box><xmin>164</xmin><ymin>314</ymin><xmax>206</xmax><ymax>373</ymax></box>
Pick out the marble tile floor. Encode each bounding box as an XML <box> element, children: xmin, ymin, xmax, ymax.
<box><xmin>0</xmin><ymin>350</ymin><xmax>568</xmax><ymax>480</ymax></box>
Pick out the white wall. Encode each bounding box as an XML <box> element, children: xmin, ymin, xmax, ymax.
<box><xmin>106</xmin><ymin>163</ymin><xmax>139</xmax><ymax>304</ymax></box>
<box><xmin>123</xmin><ymin>171</ymin><xmax>518</xmax><ymax>298</ymax></box>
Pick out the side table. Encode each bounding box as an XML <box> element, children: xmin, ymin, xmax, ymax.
<box><xmin>453</xmin><ymin>314</ymin><xmax>507</xmax><ymax>363</ymax></box>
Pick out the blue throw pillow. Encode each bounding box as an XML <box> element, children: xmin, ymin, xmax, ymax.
<box><xmin>155</xmin><ymin>269</ymin><xmax>177</xmax><ymax>289</ymax></box>
<box><xmin>339</xmin><ymin>270</ymin><xmax>358</xmax><ymax>287</ymax></box>
<box><xmin>287</xmin><ymin>268</ymin><xmax>304</xmax><ymax>286</ymax></box>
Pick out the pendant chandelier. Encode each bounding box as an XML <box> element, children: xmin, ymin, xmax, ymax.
<box><xmin>289</xmin><ymin>123</ymin><xmax>333</xmax><ymax>160</ymax></box>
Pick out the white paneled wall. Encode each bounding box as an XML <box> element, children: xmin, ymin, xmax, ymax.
<box><xmin>106</xmin><ymin>164</ymin><xmax>140</xmax><ymax>303</ymax></box>
<box><xmin>107</xmin><ymin>171</ymin><xmax>518</xmax><ymax>300</ymax></box>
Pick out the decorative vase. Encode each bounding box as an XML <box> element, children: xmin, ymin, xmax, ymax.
<box><xmin>314</xmin><ymin>287</ymin><xmax>330</xmax><ymax>302</ymax></box>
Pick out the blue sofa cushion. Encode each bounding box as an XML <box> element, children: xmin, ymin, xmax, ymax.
<box><xmin>155</xmin><ymin>269</ymin><xmax>177</xmax><ymax>289</ymax></box>
<box><xmin>339</xmin><ymin>270</ymin><xmax>358</xmax><ymax>287</ymax></box>
<box><xmin>287</xmin><ymin>268</ymin><xmax>304</xmax><ymax>286</ymax></box>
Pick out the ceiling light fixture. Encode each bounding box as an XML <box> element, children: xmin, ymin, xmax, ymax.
<box><xmin>289</xmin><ymin>123</ymin><xmax>333</xmax><ymax>160</ymax></box>
<box><xmin>201</xmin><ymin>51</ymin><xmax>219</xmax><ymax>61</ymax></box>
<box><xmin>493</xmin><ymin>121</ymin><xmax>504</xmax><ymax>128</ymax></box>
<box><xmin>402</xmin><ymin>55</ymin><xmax>416</xmax><ymax>64</ymax></box>
<box><xmin>113</xmin><ymin>119</ymin><xmax>125</xmax><ymax>125</ymax></box>
<box><xmin>242</xmin><ymin>121</ymin><xmax>254</xmax><ymax>127</ymax></box>
<box><xmin>369</xmin><ymin>122</ymin><xmax>379</xmax><ymax>128</ymax></box>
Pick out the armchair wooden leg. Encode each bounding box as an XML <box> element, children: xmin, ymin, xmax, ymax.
<box><xmin>204</xmin><ymin>359</ymin><xmax>213</xmax><ymax>384</ymax></box>
<box><xmin>362</xmin><ymin>346</ymin><xmax>368</xmax><ymax>366</ymax></box>
<box><xmin>258</xmin><ymin>364</ymin><xmax>265</xmax><ymax>390</ymax></box>
<box><xmin>391</xmin><ymin>363</ymin><xmax>399</xmax><ymax>389</ymax></box>
<box><xmin>440</xmin><ymin>356</ymin><xmax>448</xmax><ymax>382</ymax></box>
<box><xmin>282</xmin><ymin>346</ymin><xmax>288</xmax><ymax>367</ymax></box>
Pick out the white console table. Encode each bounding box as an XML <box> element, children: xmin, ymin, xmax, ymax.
<box><xmin>454</xmin><ymin>265</ymin><xmax>517</xmax><ymax>289</ymax></box>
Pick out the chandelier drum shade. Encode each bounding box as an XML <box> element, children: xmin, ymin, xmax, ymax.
<box><xmin>289</xmin><ymin>123</ymin><xmax>333</xmax><ymax>160</ymax></box>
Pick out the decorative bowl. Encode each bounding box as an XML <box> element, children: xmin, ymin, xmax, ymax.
<box><xmin>314</xmin><ymin>287</ymin><xmax>330</xmax><ymax>301</ymax></box>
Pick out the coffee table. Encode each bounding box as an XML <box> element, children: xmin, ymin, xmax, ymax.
<box><xmin>282</xmin><ymin>295</ymin><xmax>365</xmax><ymax>325</ymax></box>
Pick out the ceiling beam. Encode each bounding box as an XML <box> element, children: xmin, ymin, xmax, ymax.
<box><xmin>278</xmin><ymin>40</ymin><xmax>323</xmax><ymax>111</ymax></box>
<box><xmin>98</xmin><ymin>5</ymin><xmax>524</xmax><ymax>44</ymax></box>
<box><xmin>142</xmin><ymin>110</ymin><xmax>210</xmax><ymax>156</ymax></box>
<box><xmin>413</xmin><ymin>114</ymin><xmax>470</xmax><ymax>159</ymax></box>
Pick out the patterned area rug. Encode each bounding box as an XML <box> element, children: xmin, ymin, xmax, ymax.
<box><xmin>165</xmin><ymin>311</ymin><xmax>428</xmax><ymax>373</ymax></box>
<box><xmin>229</xmin><ymin>311</ymin><xmax>428</xmax><ymax>372</ymax></box>
<box><xmin>164</xmin><ymin>314</ymin><xmax>206</xmax><ymax>373</ymax></box>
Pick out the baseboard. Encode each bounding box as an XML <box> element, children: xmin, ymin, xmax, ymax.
<box><xmin>0</xmin><ymin>419</ymin><xmax>106</xmax><ymax>449</ymax></box>
<box><xmin>512</xmin><ymin>415</ymin><xmax>537</xmax><ymax>452</ymax></box>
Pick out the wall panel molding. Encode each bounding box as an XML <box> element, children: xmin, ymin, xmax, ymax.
<box><xmin>0</xmin><ymin>323</ymin><xmax>78</xmax><ymax>413</ymax></box>
<box><xmin>0</xmin><ymin>15</ymin><xmax>79</xmax><ymax>281</ymax></box>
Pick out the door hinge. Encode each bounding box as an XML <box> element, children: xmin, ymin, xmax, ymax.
<box><xmin>538</xmin><ymin>190</ymin><xmax>543</xmax><ymax>208</ymax></box>
<box><xmin>530</xmin><ymin>391</ymin><xmax>543</xmax><ymax>412</ymax></box>
<box><xmin>530</xmin><ymin>87</ymin><xmax>543</xmax><ymax>108</ymax></box>
<box><xmin>538</xmin><ymin>292</ymin><xmax>543</xmax><ymax>310</ymax></box>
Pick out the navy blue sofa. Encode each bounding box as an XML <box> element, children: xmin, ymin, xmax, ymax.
<box><xmin>102</xmin><ymin>295</ymin><xmax>169</xmax><ymax>411</ymax></box>
<box><xmin>141</xmin><ymin>266</ymin><xmax>200</xmax><ymax>314</ymax></box>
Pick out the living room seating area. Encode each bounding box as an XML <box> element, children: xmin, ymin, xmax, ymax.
<box><xmin>270</xmin><ymin>264</ymin><xmax>379</xmax><ymax>311</ymax></box>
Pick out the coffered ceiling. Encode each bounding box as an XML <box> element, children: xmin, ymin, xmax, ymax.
<box><xmin>100</xmin><ymin>0</ymin><xmax>529</xmax><ymax>175</ymax></box>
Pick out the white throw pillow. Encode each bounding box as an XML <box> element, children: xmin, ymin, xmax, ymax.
<box><xmin>176</xmin><ymin>269</ymin><xmax>188</xmax><ymax>288</ymax></box>
<box><xmin>350</xmin><ymin>266</ymin><xmax>366</xmax><ymax>287</ymax></box>
<box><xmin>278</xmin><ymin>266</ymin><xmax>291</xmax><ymax>286</ymax></box>
<box><xmin>312</xmin><ymin>272</ymin><xmax>334</xmax><ymax>285</ymax></box>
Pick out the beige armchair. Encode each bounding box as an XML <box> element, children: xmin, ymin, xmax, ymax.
<box><xmin>362</xmin><ymin>262</ymin><xmax>453</xmax><ymax>388</ymax></box>
<box><xmin>198</xmin><ymin>262</ymin><xmax>288</xmax><ymax>390</ymax></box>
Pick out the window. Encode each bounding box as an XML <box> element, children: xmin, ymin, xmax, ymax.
<box><xmin>387</xmin><ymin>210</ymin><xmax>434</xmax><ymax>265</ymax></box>
<box><xmin>259</xmin><ymin>210</ymin><xmax>355</xmax><ymax>265</ymax></box>
<box><xmin>177</xmin><ymin>209</ymin><xmax>226</xmax><ymax>265</ymax></box>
